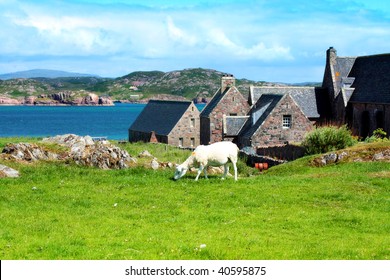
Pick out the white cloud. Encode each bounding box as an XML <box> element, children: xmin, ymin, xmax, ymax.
<box><xmin>0</xmin><ymin>0</ymin><xmax>389</xmax><ymax>82</ymax></box>
<box><xmin>205</xmin><ymin>28</ymin><xmax>293</xmax><ymax>61</ymax></box>
<box><xmin>166</xmin><ymin>16</ymin><xmax>197</xmax><ymax>46</ymax></box>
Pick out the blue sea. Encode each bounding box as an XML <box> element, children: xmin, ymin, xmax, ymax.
<box><xmin>0</xmin><ymin>103</ymin><xmax>206</xmax><ymax>140</ymax></box>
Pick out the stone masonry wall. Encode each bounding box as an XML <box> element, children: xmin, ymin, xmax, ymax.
<box><xmin>168</xmin><ymin>103</ymin><xmax>200</xmax><ymax>148</ymax></box>
<box><xmin>249</xmin><ymin>95</ymin><xmax>314</xmax><ymax>147</ymax></box>
<box><xmin>209</xmin><ymin>87</ymin><xmax>250</xmax><ymax>144</ymax></box>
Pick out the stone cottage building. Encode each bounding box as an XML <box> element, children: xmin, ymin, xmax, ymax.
<box><xmin>200</xmin><ymin>74</ymin><xmax>250</xmax><ymax>144</ymax></box>
<box><xmin>128</xmin><ymin>100</ymin><xmax>200</xmax><ymax>148</ymax></box>
<box><xmin>241</xmin><ymin>93</ymin><xmax>316</xmax><ymax>147</ymax></box>
<box><xmin>225</xmin><ymin>89</ymin><xmax>317</xmax><ymax>147</ymax></box>
<box><xmin>200</xmin><ymin>75</ymin><xmax>324</xmax><ymax>147</ymax></box>
<box><xmin>322</xmin><ymin>47</ymin><xmax>390</xmax><ymax>138</ymax></box>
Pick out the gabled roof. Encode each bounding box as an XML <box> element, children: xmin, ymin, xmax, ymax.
<box><xmin>348</xmin><ymin>53</ymin><xmax>390</xmax><ymax>104</ymax></box>
<box><xmin>129</xmin><ymin>100</ymin><xmax>194</xmax><ymax>135</ymax></box>
<box><xmin>240</xmin><ymin>94</ymin><xmax>284</xmax><ymax>139</ymax></box>
<box><xmin>200</xmin><ymin>88</ymin><xmax>228</xmax><ymax>117</ymax></box>
<box><xmin>249</xmin><ymin>87</ymin><xmax>320</xmax><ymax>118</ymax></box>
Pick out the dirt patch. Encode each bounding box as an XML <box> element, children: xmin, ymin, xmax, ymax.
<box><xmin>368</xmin><ymin>171</ymin><xmax>390</xmax><ymax>178</ymax></box>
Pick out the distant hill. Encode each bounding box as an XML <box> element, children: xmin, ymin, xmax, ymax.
<box><xmin>0</xmin><ymin>68</ymin><xmax>317</xmax><ymax>103</ymax></box>
<box><xmin>107</xmin><ymin>68</ymin><xmax>269</xmax><ymax>101</ymax></box>
<box><xmin>0</xmin><ymin>69</ymin><xmax>99</xmax><ymax>80</ymax></box>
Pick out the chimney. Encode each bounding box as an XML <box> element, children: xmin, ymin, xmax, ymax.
<box><xmin>327</xmin><ymin>46</ymin><xmax>337</xmax><ymax>66</ymax></box>
<box><xmin>221</xmin><ymin>74</ymin><xmax>235</xmax><ymax>92</ymax></box>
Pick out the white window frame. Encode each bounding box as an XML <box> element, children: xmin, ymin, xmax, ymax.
<box><xmin>282</xmin><ymin>115</ymin><xmax>292</xmax><ymax>129</ymax></box>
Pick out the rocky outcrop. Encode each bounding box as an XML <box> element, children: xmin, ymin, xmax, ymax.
<box><xmin>0</xmin><ymin>92</ymin><xmax>113</xmax><ymax>106</ymax></box>
<box><xmin>1</xmin><ymin>134</ymin><xmax>136</xmax><ymax>170</ymax></box>
<box><xmin>42</xmin><ymin>134</ymin><xmax>136</xmax><ymax>169</ymax></box>
<box><xmin>2</xmin><ymin>143</ymin><xmax>60</xmax><ymax>161</ymax></box>
<box><xmin>0</xmin><ymin>164</ymin><xmax>19</xmax><ymax>178</ymax></box>
<box><xmin>51</xmin><ymin>91</ymin><xmax>74</xmax><ymax>103</ymax></box>
<box><xmin>0</xmin><ymin>95</ymin><xmax>21</xmax><ymax>105</ymax></box>
<box><xmin>312</xmin><ymin>148</ymin><xmax>390</xmax><ymax>166</ymax></box>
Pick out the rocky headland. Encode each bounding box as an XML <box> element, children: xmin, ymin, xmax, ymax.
<box><xmin>0</xmin><ymin>92</ymin><xmax>113</xmax><ymax>106</ymax></box>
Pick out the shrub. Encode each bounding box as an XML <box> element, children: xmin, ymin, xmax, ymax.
<box><xmin>365</xmin><ymin>128</ymin><xmax>388</xmax><ymax>143</ymax></box>
<box><xmin>302</xmin><ymin>125</ymin><xmax>356</xmax><ymax>155</ymax></box>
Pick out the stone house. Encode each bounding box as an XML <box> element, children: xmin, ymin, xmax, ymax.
<box><xmin>128</xmin><ymin>100</ymin><xmax>200</xmax><ymax>148</ymax></box>
<box><xmin>200</xmin><ymin>75</ymin><xmax>324</xmax><ymax>148</ymax></box>
<box><xmin>233</xmin><ymin>93</ymin><xmax>315</xmax><ymax>147</ymax></box>
<box><xmin>222</xmin><ymin>85</ymin><xmax>323</xmax><ymax>147</ymax></box>
<box><xmin>322</xmin><ymin>47</ymin><xmax>390</xmax><ymax>138</ymax></box>
<box><xmin>200</xmin><ymin>74</ymin><xmax>250</xmax><ymax>144</ymax></box>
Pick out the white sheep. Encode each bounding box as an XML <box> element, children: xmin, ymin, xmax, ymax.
<box><xmin>174</xmin><ymin>141</ymin><xmax>239</xmax><ymax>181</ymax></box>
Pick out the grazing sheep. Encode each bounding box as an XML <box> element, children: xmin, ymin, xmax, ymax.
<box><xmin>174</xmin><ymin>141</ymin><xmax>239</xmax><ymax>181</ymax></box>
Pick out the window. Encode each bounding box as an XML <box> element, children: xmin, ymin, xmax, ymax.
<box><xmin>190</xmin><ymin>118</ymin><xmax>195</xmax><ymax>128</ymax></box>
<box><xmin>191</xmin><ymin>138</ymin><xmax>195</xmax><ymax>147</ymax></box>
<box><xmin>282</xmin><ymin>115</ymin><xmax>292</xmax><ymax>128</ymax></box>
<box><xmin>179</xmin><ymin>138</ymin><xmax>183</xmax><ymax>147</ymax></box>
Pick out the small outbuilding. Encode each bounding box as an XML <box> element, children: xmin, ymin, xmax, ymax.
<box><xmin>128</xmin><ymin>100</ymin><xmax>200</xmax><ymax>148</ymax></box>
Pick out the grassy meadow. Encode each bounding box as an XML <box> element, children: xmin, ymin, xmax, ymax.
<box><xmin>0</xmin><ymin>138</ymin><xmax>389</xmax><ymax>260</ymax></box>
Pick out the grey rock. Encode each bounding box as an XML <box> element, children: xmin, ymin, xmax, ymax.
<box><xmin>0</xmin><ymin>164</ymin><xmax>19</xmax><ymax>178</ymax></box>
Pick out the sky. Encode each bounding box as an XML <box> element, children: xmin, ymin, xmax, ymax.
<box><xmin>0</xmin><ymin>0</ymin><xmax>389</xmax><ymax>83</ymax></box>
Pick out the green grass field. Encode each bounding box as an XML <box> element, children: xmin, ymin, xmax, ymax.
<box><xmin>0</xmin><ymin>139</ymin><xmax>389</xmax><ymax>260</ymax></box>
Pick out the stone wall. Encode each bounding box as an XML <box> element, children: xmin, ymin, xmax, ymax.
<box><xmin>208</xmin><ymin>87</ymin><xmax>250</xmax><ymax>144</ymax></box>
<box><xmin>247</xmin><ymin>94</ymin><xmax>313</xmax><ymax>147</ymax></box>
<box><xmin>168</xmin><ymin>103</ymin><xmax>200</xmax><ymax>148</ymax></box>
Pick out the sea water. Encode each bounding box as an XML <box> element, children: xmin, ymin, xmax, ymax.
<box><xmin>0</xmin><ymin>103</ymin><xmax>206</xmax><ymax>140</ymax></box>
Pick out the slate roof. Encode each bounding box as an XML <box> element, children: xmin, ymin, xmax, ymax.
<box><xmin>240</xmin><ymin>94</ymin><xmax>284</xmax><ymax>139</ymax></box>
<box><xmin>249</xmin><ymin>87</ymin><xmax>320</xmax><ymax>118</ymax></box>
<box><xmin>200</xmin><ymin>88</ymin><xmax>228</xmax><ymax>117</ymax></box>
<box><xmin>224</xmin><ymin>116</ymin><xmax>249</xmax><ymax>136</ymax></box>
<box><xmin>348</xmin><ymin>53</ymin><xmax>390</xmax><ymax>104</ymax></box>
<box><xmin>129</xmin><ymin>100</ymin><xmax>193</xmax><ymax>135</ymax></box>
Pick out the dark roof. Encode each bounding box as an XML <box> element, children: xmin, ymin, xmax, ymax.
<box><xmin>348</xmin><ymin>53</ymin><xmax>390</xmax><ymax>104</ymax></box>
<box><xmin>249</xmin><ymin>87</ymin><xmax>320</xmax><ymax>118</ymax></box>
<box><xmin>129</xmin><ymin>100</ymin><xmax>193</xmax><ymax>135</ymax></box>
<box><xmin>335</xmin><ymin>56</ymin><xmax>356</xmax><ymax>79</ymax></box>
<box><xmin>240</xmin><ymin>94</ymin><xmax>284</xmax><ymax>139</ymax></box>
<box><xmin>200</xmin><ymin>88</ymin><xmax>227</xmax><ymax>117</ymax></box>
<box><xmin>224</xmin><ymin>116</ymin><xmax>249</xmax><ymax>136</ymax></box>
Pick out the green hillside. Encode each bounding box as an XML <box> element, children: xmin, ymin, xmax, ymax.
<box><xmin>0</xmin><ymin>68</ymin><xmax>268</xmax><ymax>102</ymax></box>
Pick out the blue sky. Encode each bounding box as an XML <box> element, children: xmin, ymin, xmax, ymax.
<box><xmin>0</xmin><ymin>0</ymin><xmax>389</xmax><ymax>82</ymax></box>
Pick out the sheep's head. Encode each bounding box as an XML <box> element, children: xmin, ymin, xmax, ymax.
<box><xmin>174</xmin><ymin>164</ymin><xmax>188</xmax><ymax>180</ymax></box>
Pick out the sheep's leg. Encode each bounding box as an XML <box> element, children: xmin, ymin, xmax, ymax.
<box><xmin>203</xmin><ymin>167</ymin><xmax>208</xmax><ymax>179</ymax></box>
<box><xmin>221</xmin><ymin>164</ymin><xmax>229</xmax><ymax>180</ymax></box>
<box><xmin>232</xmin><ymin>160</ymin><xmax>238</xmax><ymax>181</ymax></box>
<box><xmin>195</xmin><ymin>165</ymin><xmax>204</xmax><ymax>181</ymax></box>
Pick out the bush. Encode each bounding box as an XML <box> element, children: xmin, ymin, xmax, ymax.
<box><xmin>365</xmin><ymin>128</ymin><xmax>389</xmax><ymax>143</ymax></box>
<box><xmin>302</xmin><ymin>125</ymin><xmax>356</xmax><ymax>155</ymax></box>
